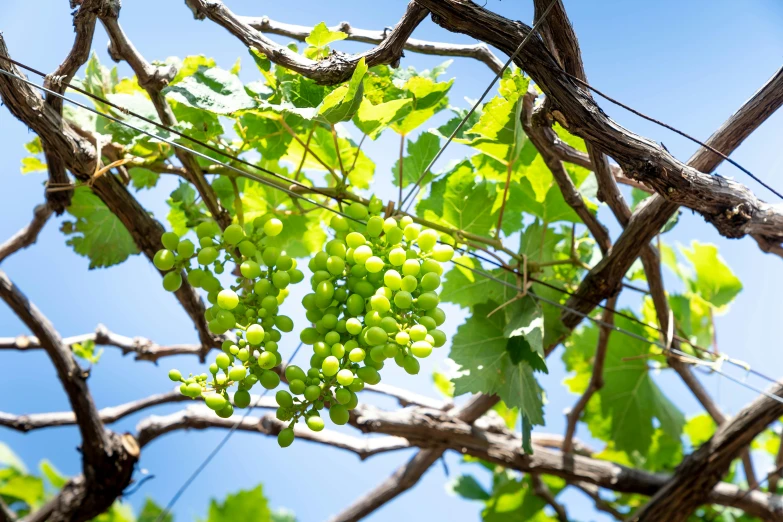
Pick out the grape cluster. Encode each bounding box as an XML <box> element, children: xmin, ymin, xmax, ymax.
<box><xmin>273</xmin><ymin>199</ymin><xmax>453</xmax><ymax>447</ymax></box>
<box><xmin>155</xmin><ymin>215</ymin><xmax>304</xmax><ymax>419</ymax></box>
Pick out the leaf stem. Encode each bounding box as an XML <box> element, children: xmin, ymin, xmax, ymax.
<box><xmin>330</xmin><ymin>124</ymin><xmax>347</xmax><ymax>185</ymax></box>
<box><xmin>495</xmin><ymin>160</ymin><xmax>513</xmax><ymax>239</ymax></box>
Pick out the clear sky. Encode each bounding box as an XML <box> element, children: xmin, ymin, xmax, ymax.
<box><xmin>0</xmin><ymin>1</ymin><xmax>782</xmax><ymax>521</ymax></box>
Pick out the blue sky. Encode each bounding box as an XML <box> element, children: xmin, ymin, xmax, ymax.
<box><xmin>0</xmin><ymin>1</ymin><xmax>782</xmax><ymax>521</ymax></box>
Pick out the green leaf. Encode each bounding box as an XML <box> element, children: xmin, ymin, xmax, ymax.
<box><xmin>97</xmin><ymin>92</ymin><xmax>165</xmax><ymax>146</ymax></box>
<box><xmin>681</xmin><ymin>241</ymin><xmax>742</xmax><ymax>308</ymax></box>
<box><xmin>129</xmin><ymin>168</ymin><xmax>160</xmax><ymax>191</ymax></box>
<box><xmin>318</xmin><ymin>58</ymin><xmax>367</xmax><ymax>124</ymax></box>
<box><xmin>504</xmin><ymin>296</ymin><xmax>547</xmax><ymax>374</ymax></box>
<box><xmin>432</xmin><ymin>371</ymin><xmax>455</xmax><ymax>398</ymax></box>
<box><xmin>305</xmin><ymin>22</ymin><xmax>348</xmax><ymax>48</ymax></box>
<box><xmin>435</xmin><ymin>105</ymin><xmax>482</xmax><ymax>140</ymax></box>
<box><xmin>230</xmin><ymin>57</ymin><xmax>241</xmax><ymax>75</ymax></box>
<box><xmin>451</xmin><ymin>301</ymin><xmax>545</xmax><ymax>426</ymax></box>
<box><xmin>138</xmin><ymin>498</ymin><xmax>172</xmax><ymax>522</ymax></box>
<box><xmin>391</xmin><ymin>75</ymin><xmax>453</xmax><ymax>135</ymax></box>
<box><xmin>418</xmin><ymin>160</ymin><xmax>496</xmax><ymax>237</ymax></box>
<box><xmin>684</xmin><ymin>413</ymin><xmax>717</xmax><ymax>448</ymax></box>
<box><xmin>169</xmin><ymin>55</ymin><xmax>217</xmax><ymax>84</ymax></box>
<box><xmin>0</xmin><ymin>475</ymin><xmax>44</xmax><ymax>510</ymax></box>
<box><xmin>482</xmin><ymin>475</ymin><xmax>564</xmax><ymax>522</ymax></box>
<box><xmin>447</xmin><ymin>474</ymin><xmax>490</xmax><ymax>501</ymax></box>
<box><xmin>353</xmin><ymin>98</ymin><xmax>413</xmax><ymax>140</ymax></box>
<box><xmin>24</xmin><ymin>136</ymin><xmax>43</xmax><ymax>154</ymax></box>
<box><xmin>63</xmin><ymin>187</ymin><xmax>140</xmax><ymax>269</ymax></box>
<box><xmin>236</xmin><ymin>111</ymin><xmax>291</xmax><ymax>161</ymax></box>
<box><xmin>207</xmin><ymin>484</ymin><xmax>271</xmax><ymax>522</ymax></box>
<box><xmin>20</xmin><ymin>156</ymin><xmax>47</xmax><ymax>174</ymax></box>
<box><xmin>165</xmin><ymin>67</ymin><xmax>256</xmax><ymax>114</ymax></box>
<box><xmin>440</xmin><ymin>261</ymin><xmax>518</xmax><ymax>310</ymax></box>
<box><xmin>280</xmin><ymin>75</ymin><xmax>330</xmax><ymax>109</ymax></box>
<box><xmin>170</xmin><ymin>100</ymin><xmax>224</xmax><ymax>142</ymax></box>
<box><xmin>392</xmin><ymin>131</ymin><xmax>440</xmax><ymax>188</ymax></box>
<box><xmin>91</xmin><ymin>502</ymin><xmax>135</xmax><ymax>522</ymax></box>
<box><xmin>39</xmin><ymin>460</ymin><xmax>68</xmax><ymax>489</ymax></box>
<box><xmin>563</xmin><ymin>314</ymin><xmax>686</xmax><ymax>456</ymax></box>
<box><xmin>72</xmin><ymin>339</ymin><xmax>103</xmax><ymax>364</ymax></box>
<box><xmin>248</xmin><ymin>48</ymin><xmax>271</xmax><ymax>73</ymax></box>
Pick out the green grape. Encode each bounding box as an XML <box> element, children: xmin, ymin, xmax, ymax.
<box><xmin>411</xmin><ymin>341</ymin><xmax>433</xmax><ymax>358</ymax></box>
<box><xmin>335</xmin><ymin>387</ymin><xmax>352</xmax><ymax>405</ymax></box>
<box><xmin>204</xmin><ymin>393</ymin><xmax>228</xmax><ymax>411</ymax></box>
<box><xmin>421</xmin><ymin>259</ymin><xmax>442</xmax><ymax>275</ymax></box>
<box><xmin>177</xmin><ymin>239</ymin><xmax>196</xmax><ymax>258</ymax></box>
<box><xmin>216</xmin><ymin>352</ymin><xmax>231</xmax><ymax>370</ymax></box>
<box><xmin>258</xmin><ymin>351</ymin><xmax>277</xmax><ymax>369</ymax></box>
<box><xmin>388</xmin><ymin>247</ymin><xmax>406</xmax><ymax>266</ymax></box>
<box><xmin>403</xmin><ymin>224</ymin><xmax>420</xmax><ymax>241</ymax></box>
<box><xmin>163</xmin><ymin>271</ymin><xmax>182</xmax><ymax>292</ymax></box>
<box><xmin>368</xmin><ymin>197</ymin><xmax>383</xmax><ymax>214</ymax></box>
<box><xmin>217</xmin><ymin>289</ymin><xmax>239</xmax><ymax>310</ymax></box>
<box><xmin>262</xmin><ymin>247</ymin><xmax>281</xmax><ymax>267</ymax></box>
<box><xmin>347</xmin><ymin>202</ymin><xmax>368</xmax><ymax>221</ymax></box>
<box><xmin>275</xmin><ymin>315</ymin><xmax>294</xmax><ymax>332</ymax></box>
<box><xmin>401</xmin><ymin>275</ymin><xmax>417</xmax><ymax>292</ymax></box>
<box><xmin>169</xmin><ymin>369</ymin><xmax>182</xmax><ymax>381</ymax></box>
<box><xmin>259</xmin><ymin>370</ymin><xmax>281</xmax><ymax>389</ymax></box>
<box><xmin>353</xmin><ymin>280</ymin><xmax>375</xmax><ymax>298</ymax></box>
<box><xmin>199</xmin><ymin>236</ymin><xmax>215</xmax><ymax>248</ymax></box>
<box><xmin>185</xmin><ymin>382</ymin><xmax>203</xmax><ymax>397</ymax></box>
<box><xmin>432</xmin><ymin>243</ymin><xmax>455</xmax><ymax>262</ymax></box>
<box><xmin>386</xmin><ymin>226</ymin><xmax>404</xmax><ymax>245</ymax></box>
<box><xmin>154</xmin><ymin>249</ymin><xmax>176</xmax><ymax>271</ymax></box>
<box><xmin>356</xmin><ymin>366</ymin><xmax>381</xmax><ymax>385</ymax></box>
<box><xmin>240</xmin><ymin>260</ymin><xmax>262</xmax><ymax>279</ymax></box>
<box><xmin>315</xmin><ymin>280</ymin><xmax>335</xmax><ymax>308</ymax></box>
<box><xmin>273</xmin><ymin>271</ymin><xmax>291</xmax><ymax>290</ymax></box>
<box><xmin>427</xmin><ymin>307</ymin><xmax>447</xmax><ymax>326</ymax></box>
<box><xmin>234</xmin><ymin>390</ymin><xmax>251</xmax><ymax>408</ymax></box>
<box><xmin>379</xmin><ymin>316</ymin><xmax>398</xmax><ymax>333</ymax></box>
<box><xmin>285</xmin><ymin>365</ymin><xmax>307</xmax><ymax>383</ymax></box>
<box><xmin>366</xmin><ymin>216</ymin><xmax>384</xmax><ymax>237</ymax></box>
<box><xmin>353</xmin><ymin>245</ymin><xmax>373</xmax><ymax>265</ymax></box>
<box><xmin>237</xmin><ymin>348</ymin><xmax>250</xmax><ymax>362</ymax></box>
<box><xmin>417</xmin><ymin>229</ymin><xmax>438</xmax><ymax>251</ymax></box>
<box><xmin>394</xmin><ymin>291</ymin><xmax>412</xmax><ymax>309</ymax></box>
<box><xmin>365</xmin><ymin>326</ymin><xmax>388</xmax><ymax>346</ymax></box>
<box><xmin>402</xmin><ymin>259</ymin><xmax>420</xmax><ymax>277</ymax></box>
<box><xmin>370</xmin><ymin>295</ymin><xmax>391</xmax><ymax>313</ymax></box>
<box><xmin>383</xmin><ymin>269</ymin><xmax>402</xmax><ymax>290</ymax></box>
<box><xmin>330</xmin><ymin>214</ymin><xmax>349</xmax><ymax>232</ymax></box>
<box><xmin>216</xmin><ymin>404</ymin><xmax>234</xmax><ymax>418</ymax></box>
<box><xmin>229</xmin><ymin>365</ymin><xmax>247</xmax><ymax>381</ymax></box>
<box><xmin>326</xmin><ymin>256</ymin><xmax>345</xmax><ymax>275</ymax></box>
<box><xmin>345</xmin><ymin>391</ymin><xmax>360</xmax><ymax>410</ymax></box>
<box><xmin>300</xmin><ymin>327</ymin><xmax>319</xmax><ymax>345</ymax></box>
<box><xmin>417</xmin><ymin>292</ymin><xmax>440</xmax><ymax>310</ymax></box>
<box><xmin>277</xmin><ymin>255</ymin><xmax>294</xmax><ymax>271</ymax></box>
<box><xmin>290</xmin><ymin>269</ymin><xmax>305</xmax><ymax>284</ymax></box>
<box><xmin>365</xmin><ymin>256</ymin><xmax>384</xmax><ymax>273</ymax></box>
<box><xmin>346</xmin><ymin>295</ymin><xmax>365</xmax><ymax>317</ymax></box>
<box><xmin>223</xmin><ymin>224</ymin><xmax>245</xmax><ymax>245</ymax></box>
<box><xmin>409</xmin><ymin>324</ymin><xmax>428</xmax><ymax>341</ymax></box>
<box><xmin>278</xmin><ymin>428</ymin><xmax>295</xmax><ymax>448</ymax></box>
<box><xmin>196</xmin><ymin>221</ymin><xmax>219</xmax><ymax>238</ymax></box>
<box><xmin>349</xmin><ymin>347</ymin><xmax>366</xmax><ymax>362</ymax></box>
<box><xmin>421</xmin><ymin>272</ymin><xmax>441</xmax><ymax>291</ymax></box>
<box><xmin>289</xmin><ymin>379</ymin><xmax>306</xmax><ymax>395</ymax></box>
<box><xmin>197</xmin><ymin>247</ymin><xmax>219</xmax><ymax>265</ymax></box>
<box><xmin>162</xmin><ymin>231</ymin><xmax>180</xmax><ymax>251</ymax></box>
<box><xmin>329</xmin><ymin>404</ymin><xmax>350</xmax><ymax>425</ymax></box>
<box><xmin>304</xmin><ymin>385</ymin><xmax>321</xmax><ymax>401</ymax></box>
<box><xmin>276</xmin><ymin>390</ymin><xmax>293</xmax><ymax>407</ymax></box>
<box><xmin>324</xmin><ymin>331</ymin><xmax>340</xmax><ymax>345</ymax></box>
<box><xmin>322</xmin><ymin>356</ymin><xmax>340</xmax><ymax>377</ymax></box>
<box><xmin>346</xmin><ymin>232</ymin><xmax>365</xmax><ymax>249</ymax></box>
<box><xmin>348</xmin><ymin>378</ymin><xmax>365</xmax><ymax>393</ymax></box>
<box><xmin>336</xmin><ymin>369</ymin><xmax>354</xmax><ymax>386</ymax></box>
<box><xmin>403</xmin><ymin>355</ymin><xmax>420</xmax><ymax>375</ymax></box>
<box><xmin>306</xmin><ymin>415</ymin><xmax>325</xmax><ymax>432</ymax></box>
<box><xmin>331</xmin><ymin>343</ymin><xmax>346</xmax><ymax>358</ymax></box>
<box><xmin>264</xmin><ymin>218</ymin><xmax>283</xmax><ymax>237</ymax></box>
<box><xmin>246</xmin><ymin>324</ymin><xmax>265</xmax><ymax>345</ymax></box>
<box><xmin>370</xmin><ymin>345</ymin><xmax>386</xmax><ymax>362</ymax></box>
<box><xmin>365</xmin><ymin>311</ymin><xmax>382</xmax><ymax>327</ymax></box>
<box><xmin>238</xmin><ymin>240</ymin><xmax>257</xmax><ymax>257</ymax></box>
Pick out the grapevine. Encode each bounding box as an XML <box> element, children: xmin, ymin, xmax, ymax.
<box><xmin>156</xmin><ymin>214</ymin><xmax>304</xmax><ymax>419</ymax></box>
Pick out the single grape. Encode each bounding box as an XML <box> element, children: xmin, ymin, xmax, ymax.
<box><xmin>216</xmin><ymin>404</ymin><xmax>234</xmax><ymax>418</ymax></box>
<box><xmin>274</xmin><ymin>315</ymin><xmax>294</xmax><ymax>332</ymax></box>
<box><xmin>259</xmin><ymin>370</ymin><xmax>281</xmax><ymax>389</ymax></box>
<box><xmin>196</xmin><ymin>221</ymin><xmax>219</xmax><ymax>238</ymax></box>
<box><xmin>388</xmin><ymin>247</ymin><xmax>406</xmax><ymax>266</ymax></box>
<box><xmin>432</xmin><ymin>244</ymin><xmax>455</xmax><ymax>262</ymax></box>
<box><xmin>216</xmin><ymin>352</ymin><xmax>231</xmax><ymax>370</ymax></box>
<box><xmin>163</xmin><ymin>271</ymin><xmax>182</xmax><ymax>292</ymax></box>
<box><xmin>329</xmin><ymin>404</ymin><xmax>350</xmax><ymax>425</ymax></box>
<box><xmin>331</xmin><ymin>343</ymin><xmax>346</xmax><ymax>358</ymax></box>
<box><xmin>153</xmin><ymin>249</ymin><xmax>176</xmax><ymax>271</ymax></box>
<box><xmin>346</xmin><ymin>232</ymin><xmax>366</xmax><ymax>249</ymax></box>
<box><xmin>177</xmin><ymin>239</ymin><xmax>195</xmax><ymax>258</ymax></box>
<box><xmin>306</xmin><ymin>415</ymin><xmax>325</xmax><ymax>432</ymax></box>
<box><xmin>304</xmin><ymin>385</ymin><xmax>321</xmax><ymax>402</ymax></box>
<box><xmin>264</xmin><ymin>218</ymin><xmax>283</xmax><ymax>237</ymax></box>
<box><xmin>223</xmin><ymin>224</ymin><xmax>245</xmax><ymax>245</ymax></box>
<box><xmin>229</xmin><ymin>365</ymin><xmax>247</xmax><ymax>381</ymax></box>
<box><xmin>349</xmin><ymin>347</ymin><xmax>366</xmax><ymax>362</ymax></box>
<box><xmin>240</xmin><ymin>260</ymin><xmax>262</xmax><ymax>279</ymax></box>
<box><xmin>322</xmin><ymin>356</ymin><xmax>340</xmax><ymax>377</ymax></box>
<box><xmin>353</xmin><ymin>245</ymin><xmax>373</xmax><ymax>265</ymax></box>
<box><xmin>289</xmin><ymin>379</ymin><xmax>306</xmax><ymax>395</ymax></box>
<box><xmin>411</xmin><ymin>340</ymin><xmax>433</xmax><ymax>358</ymax></box>
<box><xmin>204</xmin><ymin>393</ymin><xmax>228</xmax><ymax>411</ymax></box>
<box><xmin>247</xmin><ymin>324</ymin><xmax>265</xmax><ymax>345</ymax></box>
<box><xmin>234</xmin><ymin>390</ymin><xmax>251</xmax><ymax>408</ymax></box>
<box><xmin>417</xmin><ymin>229</ymin><xmax>438</xmax><ymax>251</ymax></box>
<box><xmin>417</xmin><ymin>292</ymin><xmax>440</xmax><ymax>310</ymax></box>
<box><xmin>258</xmin><ymin>351</ymin><xmax>277</xmax><ymax>369</ymax></box>
<box><xmin>403</xmin><ymin>355</ymin><xmax>420</xmax><ymax>375</ymax></box>
<box><xmin>336</xmin><ymin>369</ymin><xmax>354</xmax><ymax>386</ymax></box>
<box><xmin>278</xmin><ymin>428</ymin><xmax>295</xmax><ymax>448</ymax></box>
<box><xmin>370</xmin><ymin>295</ymin><xmax>391</xmax><ymax>313</ymax></box>
<box><xmin>421</xmin><ymin>272</ymin><xmax>441</xmax><ymax>292</ymax></box>
<box><xmin>326</xmin><ymin>256</ymin><xmax>345</xmax><ymax>276</ymax></box>
<box><xmin>197</xmin><ymin>247</ymin><xmax>219</xmax><ymax>265</ymax></box>
<box><xmin>365</xmin><ymin>256</ymin><xmax>384</xmax><ymax>273</ymax></box>
<box><xmin>365</xmin><ymin>326</ymin><xmax>388</xmax><ymax>346</ymax></box>
<box><xmin>335</xmin><ymin>387</ymin><xmax>352</xmax><ymax>404</ymax></box>
<box><xmin>217</xmin><ymin>289</ymin><xmax>239</xmax><ymax>310</ymax></box>
<box><xmin>366</xmin><ymin>216</ymin><xmax>384</xmax><ymax>237</ymax></box>
<box><xmin>403</xmin><ymin>224</ymin><xmax>420</xmax><ymax>241</ymax></box>
<box><xmin>276</xmin><ymin>390</ymin><xmax>293</xmax><ymax>407</ymax></box>
<box><xmin>394</xmin><ymin>291</ymin><xmax>412</xmax><ymax>309</ymax></box>
<box><xmin>401</xmin><ymin>275</ymin><xmax>418</xmax><ymax>292</ymax></box>
<box><xmin>168</xmin><ymin>369</ymin><xmax>182</xmax><ymax>381</ymax></box>
<box><xmin>161</xmin><ymin>231</ymin><xmax>180</xmax><ymax>251</ymax></box>
<box><xmin>356</xmin><ymin>366</ymin><xmax>381</xmax><ymax>385</ymax></box>
<box><xmin>185</xmin><ymin>382</ymin><xmax>203</xmax><ymax>397</ymax></box>
<box><xmin>347</xmin><ymin>202</ymin><xmax>368</xmax><ymax>221</ymax></box>
<box><xmin>285</xmin><ymin>365</ymin><xmax>307</xmax><ymax>383</ymax></box>
<box><xmin>330</xmin><ymin>215</ymin><xmax>349</xmax><ymax>232</ymax></box>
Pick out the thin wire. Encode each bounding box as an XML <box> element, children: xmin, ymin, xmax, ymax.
<box><xmin>398</xmin><ymin>0</ymin><xmax>560</xmax><ymax>213</ymax></box>
<box><xmin>523</xmin><ymin>55</ymin><xmax>783</xmax><ymax>201</ymax></box>
<box><xmin>155</xmin><ymin>341</ymin><xmax>304</xmax><ymax>522</ymax></box>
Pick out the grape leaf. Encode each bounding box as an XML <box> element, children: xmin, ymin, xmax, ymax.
<box><xmin>684</xmin><ymin>413</ymin><xmax>717</xmax><ymax>448</ymax></box>
<box><xmin>236</xmin><ymin>111</ymin><xmax>291</xmax><ymax>161</ymax></box>
<box><xmin>62</xmin><ymin>187</ymin><xmax>140</xmax><ymax>269</ymax></box>
<box><xmin>681</xmin><ymin>241</ymin><xmax>742</xmax><ymax>308</ymax></box>
<box><xmin>168</xmin><ymin>55</ymin><xmax>216</xmax><ymax>84</ymax></box>
<box><xmin>207</xmin><ymin>484</ymin><xmax>271</xmax><ymax>522</ymax></box>
<box><xmin>450</xmin><ymin>301</ymin><xmax>545</xmax><ymax>426</ymax></box>
<box><xmin>482</xmin><ymin>475</ymin><xmax>564</xmax><ymax>522</ymax></box>
<box><xmin>417</xmin><ymin>160</ymin><xmax>496</xmax><ymax>237</ymax></box>
<box><xmin>20</xmin><ymin>156</ymin><xmax>47</xmax><ymax>174</ymax></box>
<box><xmin>353</xmin><ymin>98</ymin><xmax>413</xmax><ymax>140</ymax></box>
<box><xmin>447</xmin><ymin>474</ymin><xmax>490</xmax><ymax>501</ymax></box>
<box><xmin>504</xmin><ymin>296</ymin><xmax>547</xmax><ymax>374</ymax></box>
<box><xmin>24</xmin><ymin>136</ymin><xmax>43</xmax><ymax>154</ymax></box>
<box><xmin>39</xmin><ymin>460</ymin><xmax>68</xmax><ymax>489</ymax></box>
<box><xmin>0</xmin><ymin>475</ymin><xmax>44</xmax><ymax>510</ymax></box>
<box><xmin>440</xmin><ymin>263</ymin><xmax>517</xmax><ymax>309</ymax></box>
<box><xmin>129</xmin><ymin>168</ymin><xmax>160</xmax><ymax>191</ymax></box>
<box><xmin>305</xmin><ymin>22</ymin><xmax>348</xmax><ymax>48</ymax></box>
<box><xmin>138</xmin><ymin>499</ymin><xmax>172</xmax><ymax>522</ymax></box>
<box><xmin>435</xmin><ymin>105</ymin><xmax>482</xmax><ymax>140</ymax></box>
<box><xmin>318</xmin><ymin>58</ymin><xmax>368</xmax><ymax>124</ymax></box>
<box><xmin>391</xmin><ymin>75</ymin><xmax>453</xmax><ymax>135</ymax></box>
<box><xmin>392</xmin><ymin>131</ymin><xmax>440</xmax><ymax>188</ymax></box>
<box><xmin>164</xmin><ymin>66</ymin><xmax>256</xmax><ymax>114</ymax></box>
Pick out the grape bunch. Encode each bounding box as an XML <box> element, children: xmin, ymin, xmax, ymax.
<box><xmin>273</xmin><ymin>199</ymin><xmax>453</xmax><ymax>447</ymax></box>
<box><xmin>154</xmin><ymin>215</ymin><xmax>304</xmax><ymax>419</ymax></box>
